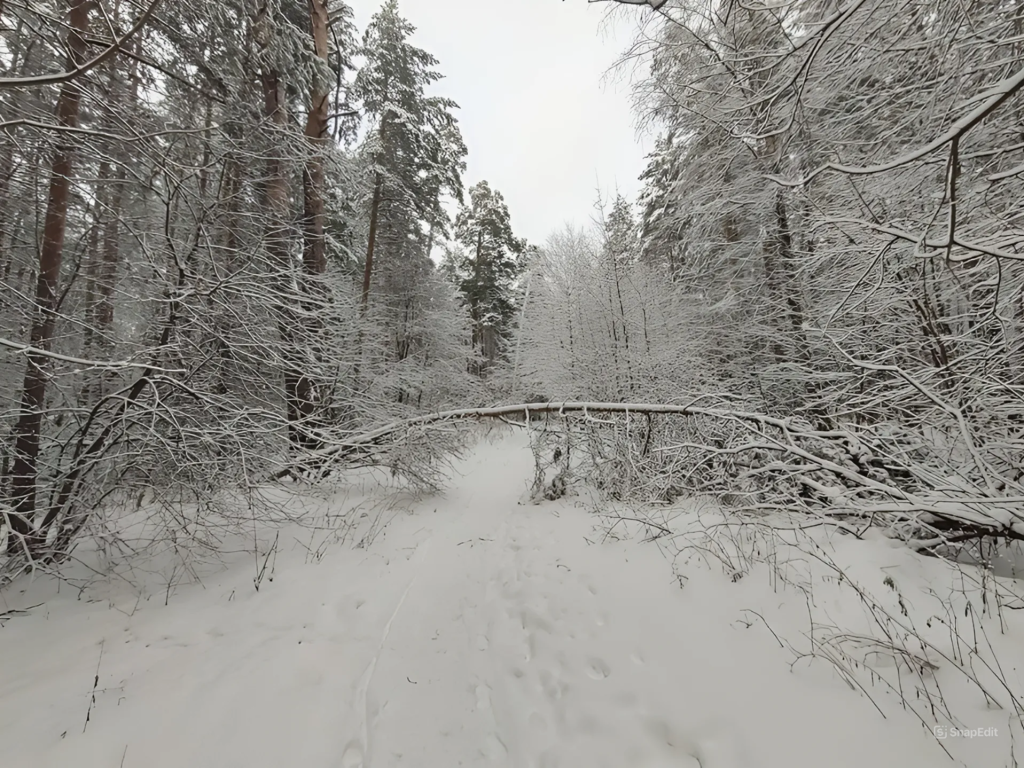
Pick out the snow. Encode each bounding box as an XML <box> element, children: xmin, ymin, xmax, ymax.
<box><xmin>0</xmin><ymin>430</ymin><xmax>1019</xmax><ymax>767</ymax></box>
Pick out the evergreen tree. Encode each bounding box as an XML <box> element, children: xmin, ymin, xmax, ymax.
<box><xmin>353</xmin><ymin>0</ymin><xmax>466</xmax><ymax>311</ymax></box>
<box><xmin>448</xmin><ymin>181</ymin><xmax>526</xmax><ymax>372</ymax></box>
<box><xmin>636</xmin><ymin>130</ymin><xmax>685</xmax><ymax>273</ymax></box>
<box><xmin>603</xmin><ymin>194</ymin><xmax>639</xmax><ymax>267</ymax></box>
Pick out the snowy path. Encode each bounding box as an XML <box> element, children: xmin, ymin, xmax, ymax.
<box><xmin>1</xmin><ymin>434</ymin><xmax>951</xmax><ymax>767</ymax></box>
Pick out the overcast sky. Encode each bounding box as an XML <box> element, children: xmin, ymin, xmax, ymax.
<box><xmin>347</xmin><ymin>0</ymin><xmax>653</xmax><ymax>246</ymax></box>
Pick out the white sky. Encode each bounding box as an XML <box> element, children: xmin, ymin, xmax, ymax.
<box><xmin>347</xmin><ymin>0</ymin><xmax>653</xmax><ymax>246</ymax></box>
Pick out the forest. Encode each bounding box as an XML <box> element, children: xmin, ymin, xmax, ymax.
<box><xmin>2</xmin><ymin>0</ymin><xmax>1024</xmax><ymax>606</ymax></box>
<box><xmin>3</xmin><ymin>1</ymin><xmax>1024</xmax><ymax>765</ymax></box>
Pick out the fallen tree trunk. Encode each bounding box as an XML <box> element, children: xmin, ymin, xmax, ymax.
<box><xmin>274</xmin><ymin>401</ymin><xmax>1024</xmax><ymax>552</ymax></box>
<box><xmin>284</xmin><ymin>401</ymin><xmax>821</xmax><ymax>457</ymax></box>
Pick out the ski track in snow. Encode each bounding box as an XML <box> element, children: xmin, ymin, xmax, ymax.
<box><xmin>0</xmin><ymin>433</ymin><xmax>963</xmax><ymax>767</ymax></box>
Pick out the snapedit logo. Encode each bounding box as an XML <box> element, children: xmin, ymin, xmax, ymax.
<box><xmin>933</xmin><ymin>725</ymin><xmax>999</xmax><ymax>740</ymax></box>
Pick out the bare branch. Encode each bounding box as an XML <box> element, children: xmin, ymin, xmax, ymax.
<box><xmin>0</xmin><ymin>0</ymin><xmax>162</xmax><ymax>89</ymax></box>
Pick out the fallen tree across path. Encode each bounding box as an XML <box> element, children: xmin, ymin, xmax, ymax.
<box><xmin>275</xmin><ymin>401</ymin><xmax>1024</xmax><ymax>555</ymax></box>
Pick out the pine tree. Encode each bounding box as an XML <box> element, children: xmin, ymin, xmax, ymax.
<box><xmin>448</xmin><ymin>181</ymin><xmax>526</xmax><ymax>373</ymax></box>
<box><xmin>353</xmin><ymin>0</ymin><xmax>466</xmax><ymax>311</ymax></box>
<box><xmin>6</xmin><ymin>0</ymin><xmax>93</xmax><ymax>550</ymax></box>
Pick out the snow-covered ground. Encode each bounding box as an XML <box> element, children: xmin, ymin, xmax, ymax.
<box><xmin>0</xmin><ymin>430</ymin><xmax>1019</xmax><ymax>767</ymax></box>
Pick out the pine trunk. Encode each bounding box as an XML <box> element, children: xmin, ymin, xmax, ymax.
<box><xmin>7</xmin><ymin>0</ymin><xmax>92</xmax><ymax>546</ymax></box>
<box><xmin>259</xmin><ymin>67</ymin><xmax>304</xmax><ymax>446</ymax></box>
<box><xmin>360</xmin><ymin>170</ymin><xmax>383</xmax><ymax>312</ymax></box>
<box><xmin>302</xmin><ymin>0</ymin><xmax>330</xmax><ymax>277</ymax></box>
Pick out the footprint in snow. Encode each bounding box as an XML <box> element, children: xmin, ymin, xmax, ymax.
<box><xmin>539</xmin><ymin>670</ymin><xmax>569</xmax><ymax>700</ymax></box>
<box><xmin>340</xmin><ymin>740</ymin><xmax>363</xmax><ymax>768</ymax></box>
<box><xmin>475</xmin><ymin>683</ymin><xmax>492</xmax><ymax>712</ymax></box>
<box><xmin>482</xmin><ymin>733</ymin><xmax>508</xmax><ymax>761</ymax></box>
<box><xmin>643</xmin><ymin>718</ymin><xmax>710</xmax><ymax>767</ymax></box>
<box><xmin>586</xmin><ymin>658</ymin><xmax>611</xmax><ymax>680</ymax></box>
<box><xmin>520</xmin><ymin>608</ymin><xmax>554</xmax><ymax>635</ymax></box>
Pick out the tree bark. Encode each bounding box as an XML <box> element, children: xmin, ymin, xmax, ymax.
<box><xmin>276</xmin><ymin>0</ymin><xmax>334</xmax><ymax>448</ymax></box>
<box><xmin>302</xmin><ymin>0</ymin><xmax>330</xmax><ymax>277</ymax></box>
<box><xmin>7</xmin><ymin>0</ymin><xmax>92</xmax><ymax>545</ymax></box>
<box><xmin>472</xmin><ymin>228</ymin><xmax>483</xmax><ymax>372</ymax></box>
<box><xmin>361</xmin><ymin>170</ymin><xmax>383</xmax><ymax>313</ymax></box>
<box><xmin>260</xmin><ymin>67</ymin><xmax>304</xmax><ymax>446</ymax></box>
<box><xmin>79</xmin><ymin>162</ymin><xmax>109</xmax><ymax>403</ymax></box>
<box><xmin>762</xmin><ymin>190</ymin><xmax>807</xmax><ymax>364</ymax></box>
